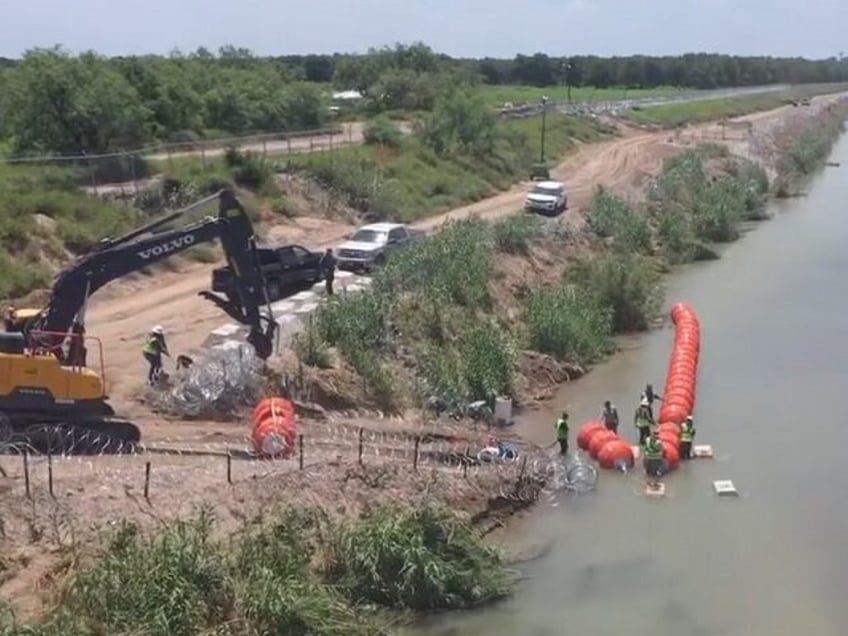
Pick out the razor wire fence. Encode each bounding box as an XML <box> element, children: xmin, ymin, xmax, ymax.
<box><xmin>0</xmin><ymin>419</ymin><xmax>598</xmax><ymax>510</ymax></box>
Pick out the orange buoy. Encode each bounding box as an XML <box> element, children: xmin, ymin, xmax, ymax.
<box><xmin>589</xmin><ymin>430</ymin><xmax>619</xmax><ymax>458</ymax></box>
<box><xmin>657</xmin><ymin>422</ymin><xmax>680</xmax><ymax>436</ymax></box>
<box><xmin>251</xmin><ymin>396</ymin><xmax>297</xmax><ymax>458</ymax></box>
<box><xmin>660</xmin><ymin>440</ymin><xmax>680</xmax><ymax>471</ymax></box>
<box><xmin>597</xmin><ymin>439</ymin><xmax>634</xmax><ymax>470</ymax></box>
<box><xmin>577</xmin><ymin>420</ymin><xmax>607</xmax><ymax>450</ymax></box>
<box><xmin>658</xmin><ymin>431</ymin><xmax>680</xmax><ymax>449</ymax></box>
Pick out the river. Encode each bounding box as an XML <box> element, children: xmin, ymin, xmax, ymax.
<box><xmin>413</xmin><ymin>133</ymin><xmax>848</xmax><ymax>636</ymax></box>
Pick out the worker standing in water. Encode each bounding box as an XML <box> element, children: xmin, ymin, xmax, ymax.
<box><xmin>679</xmin><ymin>415</ymin><xmax>696</xmax><ymax>460</ymax></box>
<box><xmin>601</xmin><ymin>400</ymin><xmax>620</xmax><ymax>433</ymax></box>
<box><xmin>643</xmin><ymin>428</ymin><xmax>666</xmax><ymax>487</ymax></box>
<box><xmin>642</xmin><ymin>383</ymin><xmax>662</xmax><ymax>420</ymax></box>
<box><xmin>142</xmin><ymin>325</ymin><xmax>170</xmax><ymax>386</ymax></box>
<box><xmin>554</xmin><ymin>410</ymin><xmax>569</xmax><ymax>455</ymax></box>
<box><xmin>634</xmin><ymin>396</ymin><xmax>654</xmax><ymax>445</ymax></box>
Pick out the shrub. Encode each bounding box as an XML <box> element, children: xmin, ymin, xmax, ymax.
<box><xmin>68</xmin><ymin>513</ymin><xmax>234</xmax><ymax>636</ymax></box>
<box><xmin>334</xmin><ymin>504</ymin><xmax>510</xmax><ymax>610</ymax></box>
<box><xmin>492</xmin><ymin>214</ymin><xmax>542</xmax><ymax>254</ymax></box>
<box><xmin>570</xmin><ymin>253</ymin><xmax>662</xmax><ymax>333</ymax></box>
<box><xmin>224</xmin><ymin>148</ymin><xmax>275</xmax><ymax>193</ymax></box>
<box><xmin>586</xmin><ymin>186</ymin><xmax>651</xmax><ymax>253</ymax></box>
<box><xmin>524</xmin><ymin>284</ymin><xmax>614</xmax><ymax>363</ymax></box>
<box><xmin>363</xmin><ymin>115</ymin><xmax>403</xmax><ymax>148</ymax></box>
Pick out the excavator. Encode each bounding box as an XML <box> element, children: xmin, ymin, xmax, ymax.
<box><xmin>0</xmin><ymin>189</ymin><xmax>277</xmax><ymax>453</ymax></box>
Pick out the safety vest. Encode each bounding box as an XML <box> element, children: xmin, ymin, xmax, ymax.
<box><xmin>142</xmin><ymin>336</ymin><xmax>161</xmax><ymax>356</ymax></box>
<box><xmin>680</xmin><ymin>421</ymin><xmax>695</xmax><ymax>442</ymax></box>
<box><xmin>635</xmin><ymin>407</ymin><xmax>652</xmax><ymax>429</ymax></box>
<box><xmin>555</xmin><ymin>417</ymin><xmax>569</xmax><ymax>440</ymax></box>
<box><xmin>644</xmin><ymin>437</ymin><xmax>664</xmax><ymax>460</ymax></box>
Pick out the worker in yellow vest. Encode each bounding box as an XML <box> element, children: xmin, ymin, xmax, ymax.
<box><xmin>679</xmin><ymin>415</ymin><xmax>696</xmax><ymax>460</ymax></box>
<box><xmin>142</xmin><ymin>325</ymin><xmax>170</xmax><ymax>386</ymax></box>
<box><xmin>643</xmin><ymin>429</ymin><xmax>666</xmax><ymax>488</ymax></box>
<box><xmin>634</xmin><ymin>396</ymin><xmax>654</xmax><ymax>445</ymax></box>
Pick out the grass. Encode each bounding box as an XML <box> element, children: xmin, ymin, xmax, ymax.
<box><xmin>625</xmin><ymin>83</ymin><xmax>848</xmax><ymax>127</ymax></box>
<box><xmin>303</xmin><ymin>213</ymin><xmax>662</xmax><ymax>412</ymax></box>
<box><xmin>481</xmin><ymin>84</ymin><xmax>686</xmax><ymax>106</ymax></box>
<box><xmin>286</xmin><ymin>113</ymin><xmax>611</xmax><ymax>223</ymax></box>
<box><xmin>0</xmin><ymin>504</ymin><xmax>506</xmax><ymax>635</ymax></box>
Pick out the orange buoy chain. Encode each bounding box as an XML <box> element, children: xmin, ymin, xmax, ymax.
<box><xmin>575</xmin><ymin>301</ymin><xmax>701</xmax><ymax>474</ymax></box>
<box><xmin>251</xmin><ymin>396</ymin><xmax>297</xmax><ymax>458</ymax></box>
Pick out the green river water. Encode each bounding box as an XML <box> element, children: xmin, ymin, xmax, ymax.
<box><xmin>413</xmin><ymin>133</ymin><xmax>848</xmax><ymax>636</ymax></box>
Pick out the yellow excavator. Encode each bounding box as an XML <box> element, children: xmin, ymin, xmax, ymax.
<box><xmin>0</xmin><ymin>190</ymin><xmax>277</xmax><ymax>453</ymax></box>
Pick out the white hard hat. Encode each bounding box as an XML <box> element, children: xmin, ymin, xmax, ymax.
<box><xmin>151</xmin><ymin>325</ymin><xmax>164</xmax><ymax>335</ymax></box>
<box><xmin>640</xmin><ymin>397</ymin><xmax>649</xmax><ymax>406</ymax></box>
<box><xmin>685</xmin><ymin>415</ymin><xmax>693</xmax><ymax>421</ymax></box>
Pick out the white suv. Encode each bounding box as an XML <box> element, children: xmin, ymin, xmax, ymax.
<box><xmin>525</xmin><ymin>180</ymin><xmax>567</xmax><ymax>216</ymax></box>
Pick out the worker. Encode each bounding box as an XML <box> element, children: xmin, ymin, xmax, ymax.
<box><xmin>320</xmin><ymin>248</ymin><xmax>337</xmax><ymax>296</ymax></box>
<box><xmin>679</xmin><ymin>415</ymin><xmax>696</xmax><ymax>460</ymax></box>
<box><xmin>142</xmin><ymin>325</ymin><xmax>170</xmax><ymax>386</ymax></box>
<box><xmin>634</xmin><ymin>396</ymin><xmax>654</xmax><ymax>445</ymax></box>
<box><xmin>554</xmin><ymin>410</ymin><xmax>569</xmax><ymax>455</ymax></box>
<box><xmin>601</xmin><ymin>400</ymin><xmax>620</xmax><ymax>433</ymax></box>
<box><xmin>642</xmin><ymin>383</ymin><xmax>662</xmax><ymax>419</ymax></box>
<box><xmin>643</xmin><ymin>429</ymin><xmax>666</xmax><ymax>487</ymax></box>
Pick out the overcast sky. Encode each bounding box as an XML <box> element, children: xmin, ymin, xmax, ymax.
<box><xmin>1</xmin><ymin>0</ymin><xmax>845</xmax><ymax>59</ymax></box>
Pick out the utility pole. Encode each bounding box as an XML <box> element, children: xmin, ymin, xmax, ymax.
<box><xmin>540</xmin><ymin>95</ymin><xmax>548</xmax><ymax>163</ymax></box>
<box><xmin>562</xmin><ymin>58</ymin><xmax>574</xmax><ymax>104</ymax></box>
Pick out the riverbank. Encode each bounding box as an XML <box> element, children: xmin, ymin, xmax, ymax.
<box><xmin>1</xmin><ymin>94</ymin><xmax>846</xmax><ymax>634</ymax></box>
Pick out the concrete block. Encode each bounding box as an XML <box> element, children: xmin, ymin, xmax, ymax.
<box><xmin>210</xmin><ymin>323</ymin><xmax>241</xmax><ymax>337</ymax></box>
<box><xmin>693</xmin><ymin>444</ymin><xmax>714</xmax><ymax>458</ymax></box>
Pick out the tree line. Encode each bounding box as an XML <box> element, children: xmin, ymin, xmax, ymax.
<box><xmin>1</xmin><ymin>43</ymin><xmax>846</xmax><ymax>156</ymax></box>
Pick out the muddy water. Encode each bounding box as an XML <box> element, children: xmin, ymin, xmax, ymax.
<box><xmin>414</xmin><ymin>136</ymin><xmax>848</xmax><ymax>636</ymax></box>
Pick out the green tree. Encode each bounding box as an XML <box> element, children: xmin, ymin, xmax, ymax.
<box><xmin>421</xmin><ymin>91</ymin><xmax>497</xmax><ymax>156</ymax></box>
<box><xmin>5</xmin><ymin>48</ymin><xmax>153</xmax><ymax>154</ymax></box>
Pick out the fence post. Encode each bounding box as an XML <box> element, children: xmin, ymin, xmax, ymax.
<box><xmin>518</xmin><ymin>456</ymin><xmax>528</xmax><ymax>481</ymax></box>
<box><xmin>463</xmin><ymin>446</ymin><xmax>469</xmax><ymax>478</ymax></box>
<box><xmin>143</xmin><ymin>462</ymin><xmax>151</xmax><ymax>500</ymax></box>
<box><xmin>413</xmin><ymin>436</ymin><xmax>421</xmax><ymax>472</ymax></box>
<box><xmin>262</xmin><ymin>138</ymin><xmax>267</xmax><ymax>157</ymax></box>
<box><xmin>201</xmin><ymin>146</ymin><xmax>207</xmax><ymax>170</ymax></box>
<box><xmin>287</xmin><ymin>137</ymin><xmax>292</xmax><ymax>154</ymax></box>
<box><xmin>298</xmin><ymin>434</ymin><xmax>304</xmax><ymax>470</ymax></box>
<box><xmin>226</xmin><ymin>454</ymin><xmax>232</xmax><ymax>484</ymax></box>
<box><xmin>47</xmin><ymin>451</ymin><xmax>54</xmax><ymax>498</ymax></box>
<box><xmin>358</xmin><ymin>428</ymin><xmax>364</xmax><ymax>466</ymax></box>
<box><xmin>23</xmin><ymin>451</ymin><xmax>31</xmax><ymax>499</ymax></box>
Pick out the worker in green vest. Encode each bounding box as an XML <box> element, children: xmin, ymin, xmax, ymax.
<box><xmin>634</xmin><ymin>396</ymin><xmax>654</xmax><ymax>445</ymax></box>
<box><xmin>554</xmin><ymin>410</ymin><xmax>569</xmax><ymax>455</ymax></box>
<box><xmin>679</xmin><ymin>415</ymin><xmax>696</xmax><ymax>460</ymax></box>
<box><xmin>142</xmin><ymin>325</ymin><xmax>169</xmax><ymax>386</ymax></box>
<box><xmin>643</xmin><ymin>428</ymin><xmax>666</xmax><ymax>487</ymax></box>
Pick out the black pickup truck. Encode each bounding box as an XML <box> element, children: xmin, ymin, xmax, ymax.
<box><xmin>211</xmin><ymin>244</ymin><xmax>323</xmax><ymax>303</ymax></box>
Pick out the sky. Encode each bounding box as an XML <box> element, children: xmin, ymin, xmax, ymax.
<box><xmin>1</xmin><ymin>0</ymin><xmax>845</xmax><ymax>59</ymax></box>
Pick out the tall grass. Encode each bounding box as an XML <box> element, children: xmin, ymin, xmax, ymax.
<box><xmin>524</xmin><ymin>284</ymin><xmax>614</xmax><ymax>363</ymax></box>
<box><xmin>586</xmin><ymin>186</ymin><xmax>651</xmax><ymax>253</ymax></box>
<box><xmin>3</xmin><ymin>504</ymin><xmax>504</xmax><ymax>635</ymax></box>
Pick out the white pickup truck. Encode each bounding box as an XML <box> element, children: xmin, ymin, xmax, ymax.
<box><xmin>335</xmin><ymin>222</ymin><xmax>426</xmax><ymax>272</ymax></box>
<box><xmin>524</xmin><ymin>180</ymin><xmax>568</xmax><ymax>216</ymax></box>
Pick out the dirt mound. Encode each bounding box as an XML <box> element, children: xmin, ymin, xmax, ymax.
<box><xmin>516</xmin><ymin>350</ymin><xmax>586</xmax><ymax>402</ymax></box>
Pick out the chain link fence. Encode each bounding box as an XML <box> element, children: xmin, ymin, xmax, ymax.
<box><xmin>0</xmin><ymin>124</ymin><xmax>358</xmax><ymax>198</ymax></box>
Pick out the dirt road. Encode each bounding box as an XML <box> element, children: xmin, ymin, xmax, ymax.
<box><xmin>86</xmin><ymin>94</ymin><xmax>845</xmax><ymax>414</ymax></box>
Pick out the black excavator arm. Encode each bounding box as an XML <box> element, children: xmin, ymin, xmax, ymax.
<box><xmin>26</xmin><ymin>189</ymin><xmax>277</xmax><ymax>360</ymax></box>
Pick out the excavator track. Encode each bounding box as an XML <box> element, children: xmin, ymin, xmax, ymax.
<box><xmin>0</xmin><ymin>413</ymin><xmax>140</xmax><ymax>455</ymax></box>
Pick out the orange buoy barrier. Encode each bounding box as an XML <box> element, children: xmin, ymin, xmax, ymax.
<box><xmin>651</xmin><ymin>301</ymin><xmax>701</xmax><ymax>474</ymax></box>
<box><xmin>252</xmin><ymin>396</ymin><xmax>297</xmax><ymax>458</ymax></box>
<box><xmin>588</xmin><ymin>430</ymin><xmax>618</xmax><ymax>458</ymax></box>
<box><xmin>598</xmin><ymin>439</ymin><xmax>635</xmax><ymax>470</ymax></box>
<box><xmin>577</xmin><ymin>420</ymin><xmax>607</xmax><ymax>450</ymax></box>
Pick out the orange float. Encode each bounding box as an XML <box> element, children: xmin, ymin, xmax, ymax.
<box><xmin>251</xmin><ymin>396</ymin><xmax>297</xmax><ymax>458</ymax></box>
<box><xmin>660</xmin><ymin>440</ymin><xmax>681</xmax><ymax>471</ymax></box>
<box><xmin>598</xmin><ymin>439</ymin><xmax>634</xmax><ymax>470</ymax></box>
<box><xmin>658</xmin><ymin>431</ymin><xmax>680</xmax><ymax>449</ymax></box>
<box><xmin>577</xmin><ymin>420</ymin><xmax>607</xmax><ymax>450</ymax></box>
<box><xmin>659</xmin><ymin>302</ymin><xmax>701</xmax><ymax>426</ymax></box>
<box><xmin>657</xmin><ymin>422</ymin><xmax>680</xmax><ymax>436</ymax></box>
<box><xmin>589</xmin><ymin>430</ymin><xmax>619</xmax><ymax>458</ymax></box>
